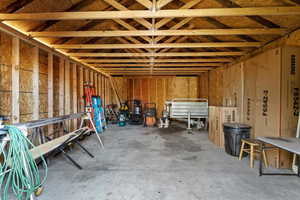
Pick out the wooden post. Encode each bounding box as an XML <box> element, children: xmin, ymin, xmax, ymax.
<box><xmin>64</xmin><ymin>60</ymin><xmax>70</xmax><ymax>130</ymax></box>
<box><xmin>32</xmin><ymin>47</ymin><xmax>39</xmax><ymax>120</ymax></box>
<box><xmin>79</xmin><ymin>66</ymin><xmax>84</xmax><ymax>112</ymax></box>
<box><xmin>48</xmin><ymin>52</ymin><xmax>54</xmax><ymax>135</ymax></box>
<box><xmin>72</xmin><ymin>63</ymin><xmax>78</xmax><ymax>128</ymax></box>
<box><xmin>11</xmin><ymin>37</ymin><xmax>20</xmax><ymax>123</ymax></box>
<box><xmin>90</xmin><ymin>70</ymin><xmax>94</xmax><ymax>87</ymax></box>
<box><xmin>64</xmin><ymin>60</ymin><xmax>70</xmax><ymax>115</ymax></box>
<box><xmin>59</xmin><ymin>58</ymin><xmax>65</xmax><ymax>116</ymax></box>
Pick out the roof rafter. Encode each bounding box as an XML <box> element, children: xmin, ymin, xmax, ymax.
<box><xmin>214</xmin><ymin>0</ymin><xmax>280</xmax><ymax>28</ymax></box>
<box><xmin>1</xmin><ymin>0</ymin><xmax>34</xmax><ymax>13</ymax></box>
<box><xmin>29</xmin><ymin>0</ymin><xmax>96</xmax><ymax>32</ymax></box>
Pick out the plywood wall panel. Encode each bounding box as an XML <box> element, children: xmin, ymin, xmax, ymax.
<box><xmin>20</xmin><ymin>93</ymin><xmax>33</xmax><ymax>115</ymax></box>
<box><xmin>0</xmin><ymin>92</ymin><xmax>11</xmax><ymax>116</ymax></box>
<box><xmin>279</xmin><ymin>46</ymin><xmax>300</xmax><ymax>168</ymax></box>
<box><xmin>20</xmin><ymin>114</ymin><xmax>33</xmax><ymax>123</ymax></box>
<box><xmin>133</xmin><ymin>79</ymin><xmax>141</xmax><ymax>100</ymax></box>
<box><xmin>243</xmin><ymin>59</ymin><xmax>257</xmax><ymax>137</ymax></box>
<box><xmin>20</xmin><ymin>41</ymin><xmax>34</xmax><ymax>71</ymax></box>
<box><xmin>189</xmin><ymin>77</ymin><xmax>199</xmax><ymax>98</ymax></box>
<box><xmin>199</xmin><ymin>72</ymin><xmax>209</xmax><ymax>99</ymax></box>
<box><xmin>39</xmin><ymin>94</ymin><xmax>48</xmax><ymax>113</ymax></box>
<box><xmin>156</xmin><ymin>78</ymin><xmax>164</xmax><ymax>117</ymax></box>
<box><xmin>0</xmin><ymin>32</ymin><xmax>12</xmax><ymax>66</ymax></box>
<box><xmin>141</xmin><ymin>78</ymin><xmax>149</xmax><ymax>104</ymax></box>
<box><xmin>19</xmin><ymin>70</ymin><xmax>33</xmax><ymax>92</ymax></box>
<box><xmin>39</xmin><ymin>73</ymin><xmax>48</xmax><ymax>94</ymax></box>
<box><xmin>0</xmin><ymin>64</ymin><xmax>12</xmax><ymax>91</ymax></box>
<box><xmin>149</xmin><ymin>79</ymin><xmax>157</xmax><ymax>104</ymax></box>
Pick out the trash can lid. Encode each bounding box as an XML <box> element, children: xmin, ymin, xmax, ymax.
<box><xmin>223</xmin><ymin>123</ymin><xmax>251</xmax><ymax>129</ymax></box>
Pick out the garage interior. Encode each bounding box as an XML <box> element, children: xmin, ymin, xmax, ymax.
<box><xmin>0</xmin><ymin>0</ymin><xmax>300</xmax><ymax>200</ymax></box>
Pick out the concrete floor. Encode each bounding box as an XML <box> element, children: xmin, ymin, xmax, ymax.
<box><xmin>40</xmin><ymin>123</ymin><xmax>300</xmax><ymax>200</ymax></box>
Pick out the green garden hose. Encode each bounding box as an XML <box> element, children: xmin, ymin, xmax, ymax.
<box><xmin>0</xmin><ymin>126</ymin><xmax>48</xmax><ymax>200</ymax></box>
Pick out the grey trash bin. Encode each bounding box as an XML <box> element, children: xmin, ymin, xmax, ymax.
<box><xmin>223</xmin><ymin>123</ymin><xmax>251</xmax><ymax>156</ymax></box>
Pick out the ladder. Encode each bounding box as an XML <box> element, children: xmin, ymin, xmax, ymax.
<box><xmin>84</xmin><ymin>82</ymin><xmax>106</xmax><ymax>133</ymax></box>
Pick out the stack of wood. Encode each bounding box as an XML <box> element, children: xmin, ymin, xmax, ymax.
<box><xmin>209</xmin><ymin>106</ymin><xmax>239</xmax><ymax>147</ymax></box>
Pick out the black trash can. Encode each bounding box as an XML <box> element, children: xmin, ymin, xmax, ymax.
<box><xmin>223</xmin><ymin>123</ymin><xmax>251</xmax><ymax>156</ymax></box>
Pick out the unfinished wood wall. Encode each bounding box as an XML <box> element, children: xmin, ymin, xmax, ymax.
<box><xmin>113</xmin><ymin>76</ymin><xmax>199</xmax><ymax>117</ymax></box>
<box><xmin>209</xmin><ymin>45</ymin><xmax>300</xmax><ymax>168</ymax></box>
<box><xmin>208</xmin><ymin>68</ymin><xmax>224</xmax><ymax>106</ymax></box>
<box><xmin>198</xmin><ymin>72</ymin><xmax>209</xmax><ymax>100</ymax></box>
<box><xmin>0</xmin><ymin>29</ymin><xmax>111</xmax><ymax>126</ymax></box>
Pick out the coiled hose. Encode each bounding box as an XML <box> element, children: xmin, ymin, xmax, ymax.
<box><xmin>0</xmin><ymin>126</ymin><xmax>48</xmax><ymax>200</ymax></box>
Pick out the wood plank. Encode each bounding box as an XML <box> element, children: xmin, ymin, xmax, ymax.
<box><xmin>32</xmin><ymin>47</ymin><xmax>39</xmax><ymax>120</ymax></box>
<box><xmin>30</xmin><ymin>29</ymin><xmax>286</xmax><ymax>37</ymax></box>
<box><xmin>81</xmin><ymin>58</ymin><xmax>232</xmax><ymax>63</ymax></box>
<box><xmin>1</xmin><ymin>7</ymin><xmax>299</xmax><ymax>20</ymax></box>
<box><xmin>11</xmin><ymin>37</ymin><xmax>20</xmax><ymax>123</ymax></box>
<box><xmin>69</xmin><ymin>51</ymin><xmax>245</xmax><ymax>57</ymax></box>
<box><xmin>53</xmin><ymin>42</ymin><xmax>261</xmax><ymax>49</ymax></box>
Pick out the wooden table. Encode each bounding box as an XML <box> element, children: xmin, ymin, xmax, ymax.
<box><xmin>257</xmin><ymin>137</ymin><xmax>300</xmax><ymax>177</ymax></box>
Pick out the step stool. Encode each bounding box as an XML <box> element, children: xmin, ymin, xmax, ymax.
<box><xmin>239</xmin><ymin>138</ymin><xmax>268</xmax><ymax>168</ymax></box>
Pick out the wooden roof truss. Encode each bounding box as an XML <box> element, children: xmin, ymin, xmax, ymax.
<box><xmin>1</xmin><ymin>0</ymin><xmax>300</xmax><ymax>75</ymax></box>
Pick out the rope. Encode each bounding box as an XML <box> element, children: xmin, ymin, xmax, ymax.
<box><xmin>0</xmin><ymin>126</ymin><xmax>48</xmax><ymax>200</ymax></box>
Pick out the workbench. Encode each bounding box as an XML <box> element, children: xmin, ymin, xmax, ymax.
<box><xmin>257</xmin><ymin>137</ymin><xmax>300</xmax><ymax>177</ymax></box>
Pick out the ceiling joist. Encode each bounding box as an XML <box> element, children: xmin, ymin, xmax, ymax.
<box><xmin>80</xmin><ymin>58</ymin><xmax>232</xmax><ymax>63</ymax></box>
<box><xmin>68</xmin><ymin>51</ymin><xmax>245</xmax><ymax>57</ymax></box>
<box><xmin>30</xmin><ymin>29</ymin><xmax>286</xmax><ymax>38</ymax></box>
<box><xmin>53</xmin><ymin>42</ymin><xmax>261</xmax><ymax>49</ymax></box>
<box><xmin>93</xmin><ymin>63</ymin><xmax>222</xmax><ymax>67</ymax></box>
<box><xmin>1</xmin><ymin>7</ymin><xmax>299</xmax><ymax>20</ymax></box>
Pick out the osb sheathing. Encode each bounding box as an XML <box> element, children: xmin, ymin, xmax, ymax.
<box><xmin>0</xmin><ymin>32</ymin><xmax>12</xmax><ymax>119</ymax></box>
